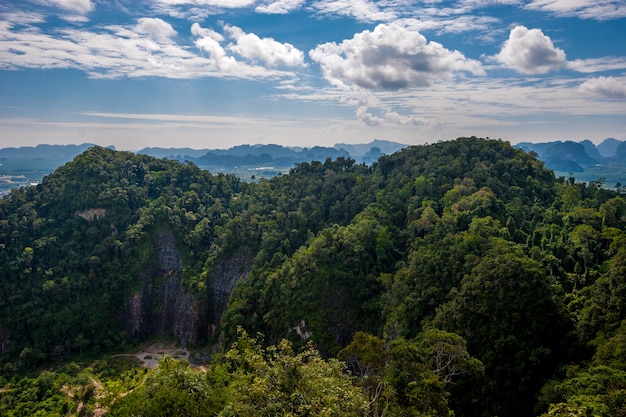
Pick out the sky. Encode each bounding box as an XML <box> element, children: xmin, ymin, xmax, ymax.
<box><xmin>0</xmin><ymin>0</ymin><xmax>625</xmax><ymax>151</ymax></box>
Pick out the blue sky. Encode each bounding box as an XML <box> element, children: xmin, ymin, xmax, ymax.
<box><xmin>1</xmin><ymin>0</ymin><xmax>625</xmax><ymax>151</ymax></box>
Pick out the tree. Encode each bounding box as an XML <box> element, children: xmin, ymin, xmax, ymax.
<box><xmin>418</xmin><ymin>329</ymin><xmax>484</xmax><ymax>385</ymax></box>
<box><xmin>339</xmin><ymin>330</ymin><xmax>482</xmax><ymax>417</ymax></box>
<box><xmin>218</xmin><ymin>328</ymin><xmax>368</xmax><ymax>417</ymax></box>
<box><xmin>435</xmin><ymin>238</ymin><xmax>571</xmax><ymax>417</ymax></box>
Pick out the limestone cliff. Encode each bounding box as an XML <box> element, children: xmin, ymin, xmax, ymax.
<box><xmin>125</xmin><ymin>229</ymin><xmax>253</xmax><ymax>347</ymax></box>
<box><xmin>207</xmin><ymin>246</ymin><xmax>254</xmax><ymax>336</ymax></box>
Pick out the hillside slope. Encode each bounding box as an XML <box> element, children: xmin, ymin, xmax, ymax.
<box><xmin>1</xmin><ymin>138</ymin><xmax>626</xmax><ymax>417</ymax></box>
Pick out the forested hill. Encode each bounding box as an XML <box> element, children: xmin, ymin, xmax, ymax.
<box><xmin>1</xmin><ymin>138</ymin><xmax>626</xmax><ymax>417</ymax></box>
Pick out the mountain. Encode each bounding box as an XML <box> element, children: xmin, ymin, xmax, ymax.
<box><xmin>580</xmin><ymin>139</ymin><xmax>603</xmax><ymax>160</ymax></box>
<box><xmin>598</xmin><ymin>138</ymin><xmax>623</xmax><ymax>157</ymax></box>
<box><xmin>138</xmin><ymin>140</ymin><xmax>406</xmax><ymax>169</ymax></box>
<box><xmin>0</xmin><ymin>143</ymin><xmax>109</xmax><ymax>175</ymax></box>
<box><xmin>514</xmin><ymin>138</ymin><xmax>626</xmax><ymax>186</ymax></box>
<box><xmin>2</xmin><ymin>138</ymin><xmax>626</xmax><ymax>417</ymax></box>
<box><xmin>542</xmin><ymin>141</ymin><xmax>597</xmax><ymax>172</ymax></box>
<box><xmin>135</xmin><ymin>147</ymin><xmax>210</xmax><ymax>159</ymax></box>
<box><xmin>514</xmin><ymin>141</ymin><xmax>557</xmax><ymax>158</ymax></box>
<box><xmin>334</xmin><ymin>139</ymin><xmax>408</xmax><ymax>161</ymax></box>
<box><xmin>0</xmin><ymin>144</ymin><xmax>115</xmax><ymax>196</ymax></box>
<box><xmin>0</xmin><ymin>141</ymin><xmax>405</xmax><ymax>194</ymax></box>
<box><xmin>617</xmin><ymin>141</ymin><xmax>626</xmax><ymax>159</ymax></box>
<box><xmin>0</xmin><ymin>143</ymin><xmax>106</xmax><ymax>160</ymax></box>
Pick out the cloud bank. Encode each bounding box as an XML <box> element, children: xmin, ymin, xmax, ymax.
<box><xmin>309</xmin><ymin>23</ymin><xmax>485</xmax><ymax>90</ymax></box>
<box><xmin>579</xmin><ymin>76</ymin><xmax>626</xmax><ymax>99</ymax></box>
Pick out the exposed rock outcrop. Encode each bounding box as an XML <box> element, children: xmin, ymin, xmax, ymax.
<box><xmin>126</xmin><ymin>229</ymin><xmax>200</xmax><ymax>347</ymax></box>
<box><xmin>207</xmin><ymin>246</ymin><xmax>254</xmax><ymax>335</ymax></box>
<box><xmin>75</xmin><ymin>208</ymin><xmax>107</xmax><ymax>221</ymax></box>
<box><xmin>125</xmin><ymin>229</ymin><xmax>254</xmax><ymax>347</ymax></box>
<box><xmin>0</xmin><ymin>325</ymin><xmax>10</xmax><ymax>355</ymax></box>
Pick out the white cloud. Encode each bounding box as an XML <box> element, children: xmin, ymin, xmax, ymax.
<box><xmin>154</xmin><ymin>0</ymin><xmax>256</xmax><ymax>7</ymax></box>
<box><xmin>309</xmin><ymin>0</ymin><xmax>397</xmax><ymax>22</ymax></box>
<box><xmin>0</xmin><ymin>19</ymin><xmax>295</xmax><ymax>79</ymax></box>
<box><xmin>192</xmin><ymin>24</ymin><xmax>238</xmax><ymax>71</ymax></box>
<box><xmin>457</xmin><ymin>0</ymin><xmax>524</xmax><ymax>7</ymax></box>
<box><xmin>37</xmin><ymin>0</ymin><xmax>94</xmax><ymax>14</ymax></box>
<box><xmin>399</xmin><ymin>15</ymin><xmax>502</xmax><ymax>36</ymax></box>
<box><xmin>492</xmin><ymin>25</ymin><xmax>566</xmax><ymax>74</ymax></box>
<box><xmin>135</xmin><ymin>18</ymin><xmax>177</xmax><ymax>42</ymax></box>
<box><xmin>256</xmin><ymin>0</ymin><xmax>306</xmax><ymax>14</ymax></box>
<box><xmin>225</xmin><ymin>25</ymin><xmax>305</xmax><ymax>67</ymax></box>
<box><xmin>309</xmin><ymin>23</ymin><xmax>485</xmax><ymax>90</ymax></box>
<box><xmin>59</xmin><ymin>14</ymin><xmax>90</xmax><ymax>23</ymax></box>
<box><xmin>191</xmin><ymin>23</ymin><xmax>224</xmax><ymax>41</ymax></box>
<box><xmin>356</xmin><ymin>106</ymin><xmax>384</xmax><ymax>126</ymax></box>
<box><xmin>579</xmin><ymin>76</ymin><xmax>626</xmax><ymax>99</ymax></box>
<box><xmin>0</xmin><ymin>11</ymin><xmax>47</xmax><ymax>25</ymax></box>
<box><xmin>355</xmin><ymin>106</ymin><xmax>442</xmax><ymax>127</ymax></box>
<box><xmin>385</xmin><ymin>111</ymin><xmax>439</xmax><ymax>127</ymax></box>
<box><xmin>526</xmin><ymin>0</ymin><xmax>626</xmax><ymax>20</ymax></box>
<box><xmin>567</xmin><ymin>57</ymin><xmax>626</xmax><ymax>73</ymax></box>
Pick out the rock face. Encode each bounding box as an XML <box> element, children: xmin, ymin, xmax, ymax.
<box><xmin>75</xmin><ymin>208</ymin><xmax>107</xmax><ymax>221</ymax></box>
<box><xmin>0</xmin><ymin>325</ymin><xmax>10</xmax><ymax>355</ymax></box>
<box><xmin>126</xmin><ymin>229</ymin><xmax>254</xmax><ymax>347</ymax></box>
<box><xmin>207</xmin><ymin>246</ymin><xmax>254</xmax><ymax>336</ymax></box>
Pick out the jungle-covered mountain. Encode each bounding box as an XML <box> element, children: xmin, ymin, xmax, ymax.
<box><xmin>0</xmin><ymin>140</ymin><xmax>407</xmax><ymax>194</ymax></box>
<box><xmin>1</xmin><ymin>137</ymin><xmax>626</xmax><ymax>417</ymax></box>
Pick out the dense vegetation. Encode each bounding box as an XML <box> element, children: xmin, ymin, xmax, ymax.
<box><xmin>1</xmin><ymin>137</ymin><xmax>625</xmax><ymax>416</ymax></box>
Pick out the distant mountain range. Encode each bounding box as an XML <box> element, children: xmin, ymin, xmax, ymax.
<box><xmin>0</xmin><ymin>140</ymin><xmax>408</xmax><ymax>193</ymax></box>
<box><xmin>1</xmin><ymin>138</ymin><xmax>624</xmax><ymax>191</ymax></box>
<box><xmin>513</xmin><ymin>138</ymin><xmax>626</xmax><ymax>187</ymax></box>
<box><xmin>136</xmin><ymin>139</ymin><xmax>407</xmax><ymax>168</ymax></box>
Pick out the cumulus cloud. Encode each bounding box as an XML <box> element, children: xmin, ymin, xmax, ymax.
<box><xmin>385</xmin><ymin>111</ymin><xmax>435</xmax><ymax>126</ymax></box>
<box><xmin>39</xmin><ymin>0</ymin><xmax>94</xmax><ymax>14</ymax></box>
<box><xmin>579</xmin><ymin>76</ymin><xmax>626</xmax><ymax>99</ymax></box>
<box><xmin>492</xmin><ymin>25</ymin><xmax>566</xmax><ymax>74</ymax></box>
<box><xmin>192</xmin><ymin>24</ymin><xmax>238</xmax><ymax>71</ymax></box>
<box><xmin>225</xmin><ymin>25</ymin><xmax>305</xmax><ymax>67</ymax></box>
<box><xmin>135</xmin><ymin>18</ymin><xmax>177</xmax><ymax>42</ymax></box>
<box><xmin>526</xmin><ymin>0</ymin><xmax>626</xmax><ymax>20</ymax></box>
<box><xmin>256</xmin><ymin>0</ymin><xmax>306</xmax><ymax>14</ymax></box>
<box><xmin>309</xmin><ymin>23</ymin><xmax>484</xmax><ymax>90</ymax></box>
<box><xmin>191</xmin><ymin>22</ymin><xmax>224</xmax><ymax>41</ymax></box>
<box><xmin>0</xmin><ymin>18</ymin><xmax>295</xmax><ymax>79</ymax></box>
<box><xmin>356</xmin><ymin>106</ymin><xmax>385</xmax><ymax>126</ymax></box>
<box><xmin>356</xmin><ymin>106</ymin><xmax>442</xmax><ymax>127</ymax></box>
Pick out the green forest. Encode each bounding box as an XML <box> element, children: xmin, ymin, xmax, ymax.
<box><xmin>1</xmin><ymin>137</ymin><xmax>625</xmax><ymax>416</ymax></box>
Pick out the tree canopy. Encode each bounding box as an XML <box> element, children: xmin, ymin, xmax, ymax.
<box><xmin>1</xmin><ymin>138</ymin><xmax>625</xmax><ymax>416</ymax></box>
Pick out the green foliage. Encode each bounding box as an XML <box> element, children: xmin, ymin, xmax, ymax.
<box><xmin>2</xmin><ymin>138</ymin><xmax>626</xmax><ymax>416</ymax></box>
<box><xmin>433</xmin><ymin>238</ymin><xmax>571</xmax><ymax>416</ymax></box>
<box><xmin>223</xmin><ymin>208</ymin><xmax>396</xmax><ymax>354</ymax></box>
<box><xmin>219</xmin><ymin>328</ymin><xmax>368</xmax><ymax>416</ymax></box>
<box><xmin>339</xmin><ymin>330</ymin><xmax>482</xmax><ymax>417</ymax></box>
<box><xmin>0</xmin><ymin>147</ymin><xmax>243</xmax><ymax>366</ymax></box>
<box><xmin>111</xmin><ymin>329</ymin><xmax>368</xmax><ymax>417</ymax></box>
<box><xmin>540</xmin><ymin>366</ymin><xmax>626</xmax><ymax>417</ymax></box>
<box><xmin>110</xmin><ymin>356</ymin><xmax>219</xmax><ymax>417</ymax></box>
<box><xmin>0</xmin><ymin>358</ymin><xmax>144</xmax><ymax>417</ymax></box>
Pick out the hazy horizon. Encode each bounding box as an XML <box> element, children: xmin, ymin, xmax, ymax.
<box><xmin>1</xmin><ymin>1</ymin><xmax>625</xmax><ymax>150</ymax></box>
